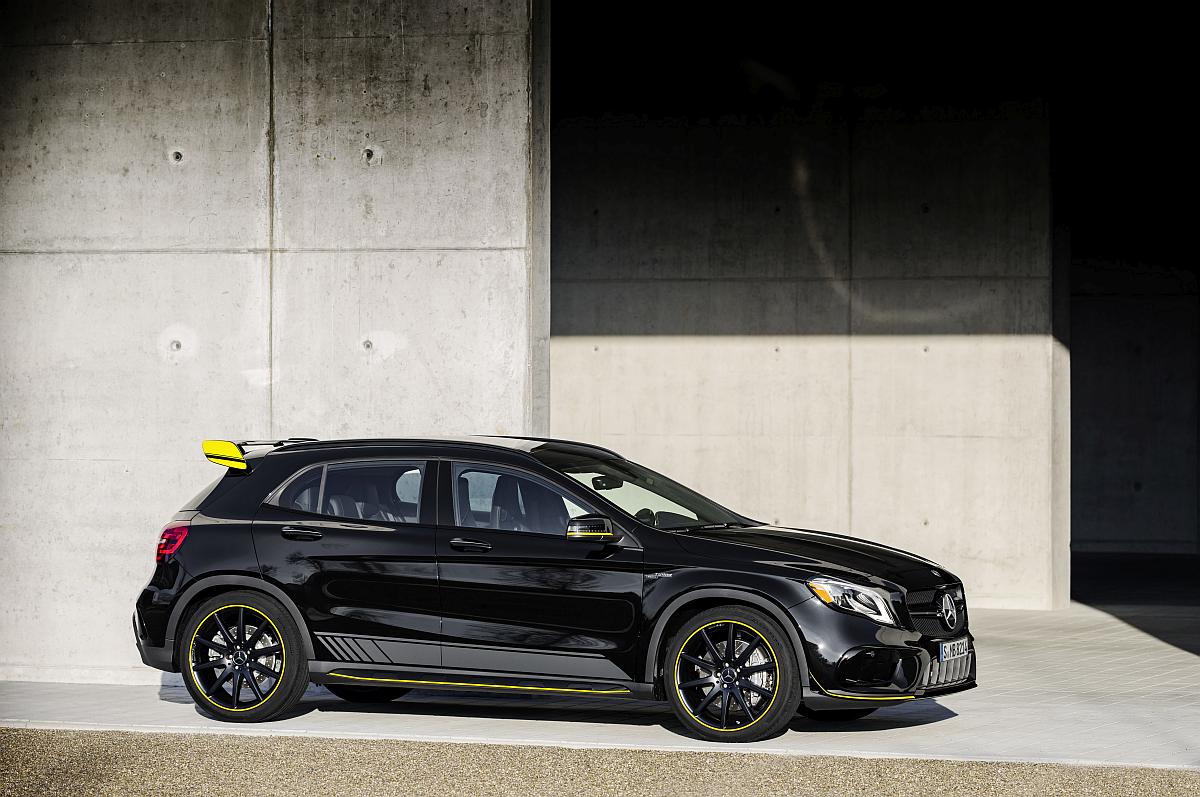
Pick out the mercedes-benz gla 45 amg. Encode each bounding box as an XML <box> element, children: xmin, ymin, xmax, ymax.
<box><xmin>134</xmin><ymin>436</ymin><xmax>975</xmax><ymax>742</ymax></box>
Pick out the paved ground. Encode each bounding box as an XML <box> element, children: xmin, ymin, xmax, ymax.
<box><xmin>1</xmin><ymin>603</ymin><xmax>1198</xmax><ymax>770</ymax></box>
<box><xmin>3</xmin><ymin>728</ymin><xmax>1198</xmax><ymax>797</ymax></box>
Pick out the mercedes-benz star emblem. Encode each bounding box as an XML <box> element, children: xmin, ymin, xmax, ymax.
<box><xmin>940</xmin><ymin>593</ymin><xmax>958</xmax><ymax>630</ymax></box>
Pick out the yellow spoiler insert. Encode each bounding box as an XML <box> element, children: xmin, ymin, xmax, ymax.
<box><xmin>202</xmin><ymin>440</ymin><xmax>248</xmax><ymax>470</ymax></box>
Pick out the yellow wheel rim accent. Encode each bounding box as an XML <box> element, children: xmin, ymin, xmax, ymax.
<box><xmin>188</xmin><ymin>604</ymin><xmax>286</xmax><ymax>713</ymax></box>
<box><xmin>674</xmin><ymin>619</ymin><xmax>780</xmax><ymax>733</ymax></box>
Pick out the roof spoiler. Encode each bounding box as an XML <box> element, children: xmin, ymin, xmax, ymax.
<box><xmin>202</xmin><ymin>438</ymin><xmax>318</xmax><ymax>470</ymax></box>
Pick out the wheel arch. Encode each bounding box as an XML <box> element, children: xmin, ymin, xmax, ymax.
<box><xmin>166</xmin><ymin>575</ymin><xmax>316</xmax><ymax>668</ymax></box>
<box><xmin>644</xmin><ymin>588</ymin><xmax>811</xmax><ymax>697</ymax></box>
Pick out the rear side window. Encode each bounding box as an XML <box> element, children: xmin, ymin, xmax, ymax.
<box><xmin>321</xmin><ymin>462</ymin><xmax>424</xmax><ymax>523</ymax></box>
<box><xmin>277</xmin><ymin>466</ymin><xmax>322</xmax><ymax>514</ymax></box>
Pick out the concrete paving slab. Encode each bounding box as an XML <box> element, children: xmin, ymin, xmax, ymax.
<box><xmin>2</xmin><ymin>604</ymin><xmax>1197</xmax><ymax>769</ymax></box>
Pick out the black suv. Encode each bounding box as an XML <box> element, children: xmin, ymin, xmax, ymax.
<box><xmin>135</xmin><ymin>436</ymin><xmax>975</xmax><ymax>742</ymax></box>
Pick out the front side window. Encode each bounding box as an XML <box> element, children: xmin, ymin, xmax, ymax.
<box><xmin>321</xmin><ymin>462</ymin><xmax>424</xmax><ymax>522</ymax></box>
<box><xmin>452</xmin><ymin>463</ymin><xmax>588</xmax><ymax>535</ymax></box>
<box><xmin>530</xmin><ymin>449</ymin><xmax>750</xmax><ymax>530</ymax></box>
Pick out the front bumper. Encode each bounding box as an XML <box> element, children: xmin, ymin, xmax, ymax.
<box><xmin>789</xmin><ymin>597</ymin><xmax>976</xmax><ymax>709</ymax></box>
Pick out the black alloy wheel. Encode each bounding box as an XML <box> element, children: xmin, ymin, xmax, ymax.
<box><xmin>181</xmin><ymin>591</ymin><xmax>308</xmax><ymax>721</ymax></box>
<box><xmin>666</xmin><ymin>606</ymin><xmax>802</xmax><ymax>742</ymax></box>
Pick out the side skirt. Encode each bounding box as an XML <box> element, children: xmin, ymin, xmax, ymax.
<box><xmin>308</xmin><ymin>661</ymin><xmax>656</xmax><ymax>700</ymax></box>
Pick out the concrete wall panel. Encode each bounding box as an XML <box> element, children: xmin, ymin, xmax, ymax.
<box><xmin>275</xmin><ymin>0</ymin><xmax>525</xmax><ymax>38</ymax></box>
<box><xmin>0</xmin><ymin>0</ymin><xmax>266</xmax><ymax>45</ymax></box>
<box><xmin>849</xmin><ymin>428</ymin><xmax>1054</xmax><ymax>609</ymax></box>
<box><xmin>852</xmin><ymin>120</ymin><xmax>1050</xmax><ymax>279</ymax></box>
<box><xmin>551</xmin><ymin>335</ymin><xmax>851</xmax><ymax>533</ymax></box>
<box><xmin>271</xmin><ymin>250</ymin><xmax>529</xmax><ymax>437</ymax></box>
<box><xmin>274</xmin><ymin>26</ymin><xmax>528</xmax><ymax>250</ymax></box>
<box><xmin>0</xmin><ymin>40</ymin><xmax>269</xmax><ymax>250</ymax></box>
<box><xmin>553</xmin><ymin>123</ymin><xmax>848</xmax><ymax>284</ymax></box>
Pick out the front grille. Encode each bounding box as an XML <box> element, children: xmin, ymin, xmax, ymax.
<box><xmin>905</xmin><ymin>584</ymin><xmax>966</xmax><ymax>637</ymax></box>
<box><xmin>926</xmin><ymin>652</ymin><xmax>973</xmax><ymax>688</ymax></box>
<box><xmin>912</xmin><ymin>616</ymin><xmax>952</xmax><ymax>636</ymax></box>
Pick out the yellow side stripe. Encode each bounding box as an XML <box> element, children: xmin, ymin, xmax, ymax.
<box><xmin>329</xmin><ymin>672</ymin><xmax>631</xmax><ymax>695</ymax></box>
<box><xmin>808</xmin><ymin>672</ymin><xmax>916</xmax><ymax>701</ymax></box>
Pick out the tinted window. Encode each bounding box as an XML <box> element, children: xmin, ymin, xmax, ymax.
<box><xmin>276</xmin><ymin>466</ymin><xmax>322</xmax><ymax>514</ymax></box>
<box><xmin>452</xmin><ymin>464</ymin><xmax>588</xmax><ymax>534</ymax></box>
<box><xmin>531</xmin><ymin>449</ymin><xmax>749</xmax><ymax>530</ymax></box>
<box><xmin>322</xmin><ymin>462</ymin><xmax>424</xmax><ymax>523</ymax></box>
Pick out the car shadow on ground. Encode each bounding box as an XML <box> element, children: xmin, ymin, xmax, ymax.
<box><xmin>160</xmin><ymin>685</ymin><xmax>955</xmax><ymax>738</ymax></box>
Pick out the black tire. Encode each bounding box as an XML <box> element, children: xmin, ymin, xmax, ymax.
<box><xmin>664</xmin><ymin>606</ymin><xmax>802</xmax><ymax>742</ymax></box>
<box><xmin>325</xmin><ymin>684</ymin><xmax>409</xmax><ymax>703</ymax></box>
<box><xmin>179</xmin><ymin>590</ymin><xmax>309</xmax><ymax>722</ymax></box>
<box><xmin>797</xmin><ymin>705</ymin><xmax>878</xmax><ymax>722</ymax></box>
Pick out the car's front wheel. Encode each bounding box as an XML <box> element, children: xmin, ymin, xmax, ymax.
<box><xmin>180</xmin><ymin>590</ymin><xmax>309</xmax><ymax>722</ymax></box>
<box><xmin>665</xmin><ymin>606</ymin><xmax>802</xmax><ymax>742</ymax></box>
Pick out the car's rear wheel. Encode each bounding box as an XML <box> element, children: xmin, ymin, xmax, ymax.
<box><xmin>325</xmin><ymin>684</ymin><xmax>409</xmax><ymax>703</ymax></box>
<box><xmin>180</xmin><ymin>590</ymin><xmax>308</xmax><ymax>722</ymax></box>
<box><xmin>797</xmin><ymin>705</ymin><xmax>878</xmax><ymax>721</ymax></box>
<box><xmin>665</xmin><ymin>606</ymin><xmax>802</xmax><ymax>742</ymax></box>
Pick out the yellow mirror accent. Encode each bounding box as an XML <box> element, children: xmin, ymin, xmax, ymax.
<box><xmin>202</xmin><ymin>439</ymin><xmax>248</xmax><ymax>470</ymax></box>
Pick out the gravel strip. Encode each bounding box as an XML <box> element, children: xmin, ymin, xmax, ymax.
<box><xmin>1</xmin><ymin>728</ymin><xmax>1197</xmax><ymax>797</ymax></box>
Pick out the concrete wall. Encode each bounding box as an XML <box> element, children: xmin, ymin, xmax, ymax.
<box><xmin>551</xmin><ymin>112</ymin><xmax>1069</xmax><ymax>609</ymax></box>
<box><xmin>0</xmin><ymin>0</ymin><xmax>542</xmax><ymax>683</ymax></box>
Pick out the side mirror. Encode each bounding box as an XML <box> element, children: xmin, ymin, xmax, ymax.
<box><xmin>566</xmin><ymin>514</ymin><xmax>622</xmax><ymax>543</ymax></box>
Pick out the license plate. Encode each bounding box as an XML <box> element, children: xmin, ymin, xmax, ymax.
<box><xmin>939</xmin><ymin>637</ymin><xmax>969</xmax><ymax>661</ymax></box>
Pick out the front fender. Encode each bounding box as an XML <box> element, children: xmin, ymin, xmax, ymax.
<box><xmin>640</xmin><ymin>581</ymin><xmax>814</xmax><ymax>693</ymax></box>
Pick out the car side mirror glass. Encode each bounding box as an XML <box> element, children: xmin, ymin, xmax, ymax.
<box><xmin>565</xmin><ymin>514</ymin><xmax>621</xmax><ymax>543</ymax></box>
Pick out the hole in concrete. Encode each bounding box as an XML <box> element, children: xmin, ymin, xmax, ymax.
<box><xmin>363</xmin><ymin>148</ymin><xmax>374</xmax><ymax>162</ymax></box>
<box><xmin>169</xmin><ymin>340</ymin><xmax>182</xmax><ymax>351</ymax></box>
<box><xmin>362</xmin><ymin>339</ymin><xmax>373</xmax><ymax>351</ymax></box>
<box><xmin>171</xmin><ymin>151</ymin><xmax>183</xmax><ymax>163</ymax></box>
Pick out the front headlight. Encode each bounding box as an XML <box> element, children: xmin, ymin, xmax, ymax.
<box><xmin>807</xmin><ymin>577</ymin><xmax>899</xmax><ymax>627</ymax></box>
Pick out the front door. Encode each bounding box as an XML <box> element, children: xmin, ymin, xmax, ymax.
<box><xmin>435</xmin><ymin>460</ymin><xmax>644</xmax><ymax>681</ymax></box>
<box><xmin>253</xmin><ymin>458</ymin><xmax>441</xmax><ymax>667</ymax></box>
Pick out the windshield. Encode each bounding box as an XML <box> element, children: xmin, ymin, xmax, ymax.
<box><xmin>531</xmin><ymin>449</ymin><xmax>752</xmax><ymax>530</ymax></box>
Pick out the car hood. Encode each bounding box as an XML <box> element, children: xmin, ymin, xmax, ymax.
<box><xmin>675</xmin><ymin>525</ymin><xmax>957</xmax><ymax>591</ymax></box>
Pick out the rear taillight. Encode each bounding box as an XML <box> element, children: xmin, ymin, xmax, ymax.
<box><xmin>156</xmin><ymin>523</ymin><xmax>189</xmax><ymax>562</ymax></box>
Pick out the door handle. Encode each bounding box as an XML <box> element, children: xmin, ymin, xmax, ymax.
<box><xmin>449</xmin><ymin>537</ymin><xmax>492</xmax><ymax>552</ymax></box>
<box><xmin>281</xmin><ymin>526</ymin><xmax>324</xmax><ymax>541</ymax></box>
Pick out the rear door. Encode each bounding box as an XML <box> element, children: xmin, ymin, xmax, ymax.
<box><xmin>253</xmin><ymin>458</ymin><xmax>441</xmax><ymax>667</ymax></box>
<box><xmin>435</xmin><ymin>460</ymin><xmax>644</xmax><ymax>681</ymax></box>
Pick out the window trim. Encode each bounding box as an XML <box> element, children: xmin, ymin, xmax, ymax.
<box><xmin>265</xmin><ymin>457</ymin><xmax>432</xmax><ymax>527</ymax></box>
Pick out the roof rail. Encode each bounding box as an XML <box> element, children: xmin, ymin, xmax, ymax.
<box><xmin>237</xmin><ymin>438</ymin><xmax>319</xmax><ymax>448</ymax></box>
<box><xmin>479</xmin><ymin>435</ymin><xmax>622</xmax><ymax>458</ymax></box>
